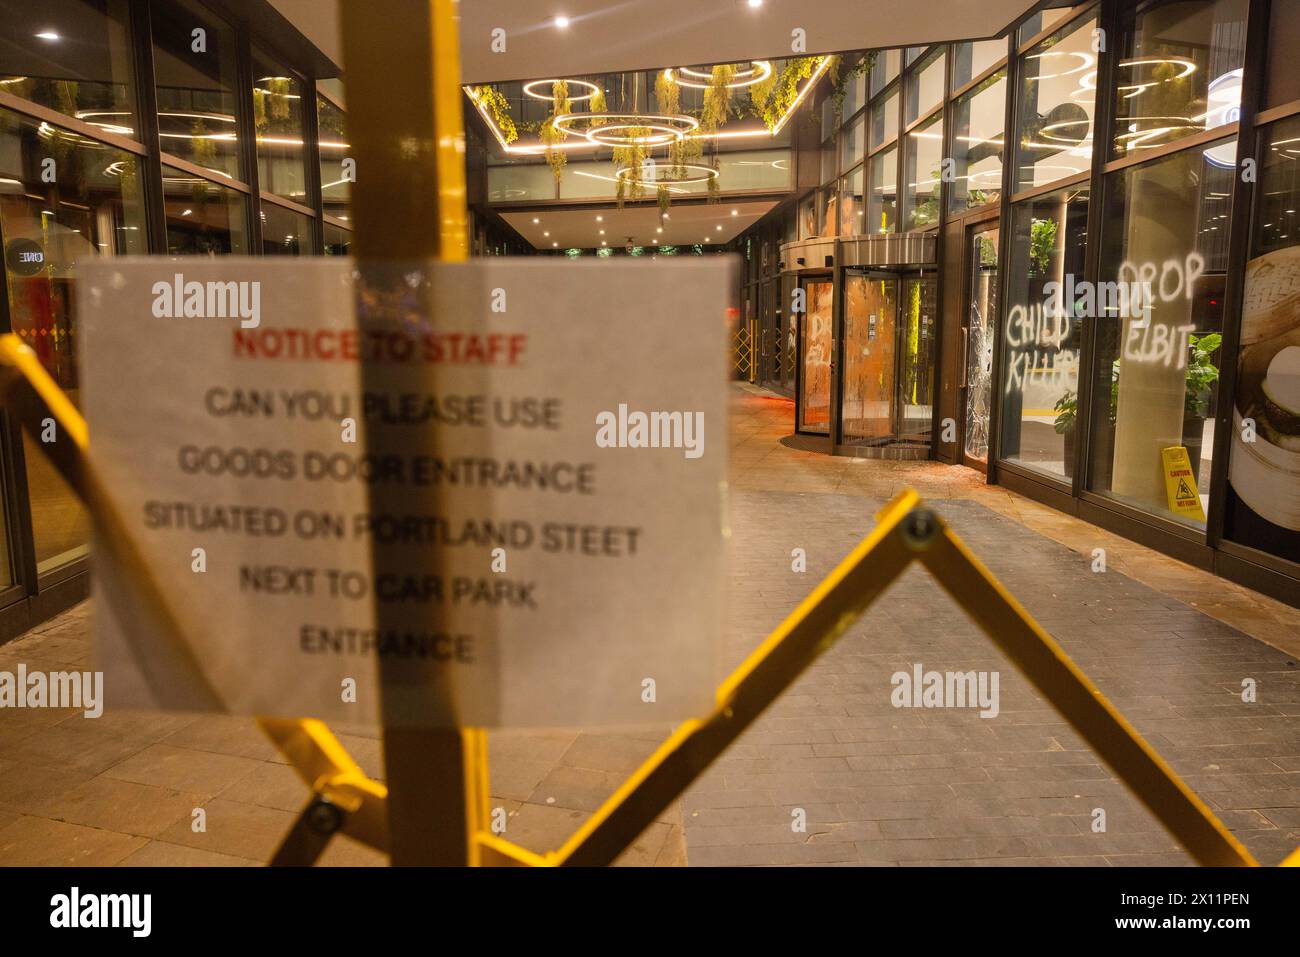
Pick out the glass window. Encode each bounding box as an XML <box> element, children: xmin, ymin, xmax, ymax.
<box><xmin>841</xmin><ymin>58</ymin><xmax>867</xmax><ymax>118</ymax></box>
<box><xmin>903</xmin><ymin>112</ymin><xmax>943</xmax><ymax>230</ymax></box>
<box><xmin>821</xmin><ymin>135</ymin><xmax>838</xmax><ymax>185</ymax></box>
<box><xmin>868</xmin><ymin>145</ymin><xmax>898</xmax><ymax>234</ymax></box>
<box><xmin>161</xmin><ymin>163</ymin><xmax>249</xmax><ymax>255</ymax></box>
<box><xmin>842</xmin><ymin>275</ymin><xmax>899</xmax><ymax>442</ymax></box>
<box><xmin>905</xmin><ymin>49</ymin><xmax>946</xmax><ymax>126</ymax></box>
<box><xmin>816</xmin><ymin>183</ymin><xmax>838</xmax><ymax>238</ymax></box>
<box><xmin>150</xmin><ymin>0</ymin><xmax>242</xmax><ymax>179</ymax></box>
<box><xmin>1112</xmin><ymin>0</ymin><xmax>1247</xmax><ymax>159</ymax></box>
<box><xmin>952</xmin><ymin>38</ymin><xmax>1007</xmax><ymax>90</ymax></box>
<box><xmin>905</xmin><ymin>47</ymin><xmax>927</xmax><ymax>67</ymax></box>
<box><xmin>870</xmin><ymin>90</ymin><xmax>898</xmax><ymax>151</ymax></box>
<box><xmin>999</xmin><ymin>184</ymin><xmax>1090</xmax><ymax>480</ymax></box>
<box><xmin>259</xmin><ymin>201</ymin><xmax>311</xmax><ymax>255</ymax></box>
<box><xmin>317</xmin><ymin>93</ymin><xmax>351</xmax><ymax>222</ymax></box>
<box><xmin>799</xmin><ymin>280</ymin><xmax>834</xmax><ymax>433</ymax></box>
<box><xmin>843</xmin><ymin>114</ymin><xmax>865</xmax><ymax>170</ymax></box>
<box><xmin>1225</xmin><ymin>115</ymin><xmax>1300</xmax><ymax>562</ymax></box>
<box><xmin>0</xmin><ymin>0</ymin><xmax>136</xmax><ymax>134</ymax></box>
<box><xmin>1015</xmin><ymin>15</ymin><xmax>1098</xmax><ymax>192</ymax></box>
<box><xmin>252</xmin><ymin>48</ymin><xmax>308</xmax><ymax>204</ymax></box>
<box><xmin>870</xmin><ymin>49</ymin><xmax>901</xmax><ymax>97</ymax></box>
<box><xmin>1265</xmin><ymin>1</ymin><xmax>1300</xmax><ymax>109</ymax></box>
<box><xmin>1019</xmin><ymin>6</ymin><xmax>1078</xmax><ymax>46</ymax></box>
<box><xmin>0</xmin><ymin>107</ymin><xmax>145</xmax><ymax>572</ymax></box>
<box><xmin>1088</xmin><ymin>141</ymin><xmax>1234</xmax><ymax>529</ymax></box>
<box><xmin>949</xmin><ymin>70</ymin><xmax>1007</xmax><ymax>214</ymax></box>
<box><xmin>839</xmin><ymin>166</ymin><xmax>864</xmax><ymax>238</ymax></box>
<box><xmin>797</xmin><ymin>194</ymin><xmax>816</xmax><ymax>239</ymax></box>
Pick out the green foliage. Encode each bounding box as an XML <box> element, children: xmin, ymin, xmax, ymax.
<box><xmin>1053</xmin><ymin>391</ymin><xmax>1077</xmax><ymax>435</ymax></box>
<box><xmin>541</xmin><ymin>80</ymin><xmax>571</xmax><ymax>183</ymax></box>
<box><xmin>829</xmin><ymin>52</ymin><xmax>875</xmax><ymax>120</ymax></box>
<box><xmin>1029</xmin><ymin>218</ymin><xmax>1057</xmax><ymax>277</ymax></box>
<box><xmin>1184</xmin><ymin>332</ymin><xmax>1221</xmax><ymax>418</ymax></box>
<box><xmin>701</xmin><ymin>64</ymin><xmax>736</xmax><ymax>134</ymax></box>
<box><xmin>472</xmin><ymin>86</ymin><xmax>518</xmax><ymax>143</ymax></box>
<box><xmin>755</xmin><ymin>56</ymin><xmax>822</xmax><ymax>132</ymax></box>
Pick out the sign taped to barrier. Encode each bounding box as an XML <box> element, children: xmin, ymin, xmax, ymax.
<box><xmin>80</xmin><ymin>259</ymin><xmax>729</xmax><ymax>727</ymax></box>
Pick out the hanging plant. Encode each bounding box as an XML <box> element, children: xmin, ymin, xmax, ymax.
<box><xmin>706</xmin><ymin>158</ymin><xmax>721</xmax><ymax>204</ymax></box>
<box><xmin>657</xmin><ymin>185</ymin><xmax>671</xmax><ymax>215</ymax></box>
<box><xmin>700</xmin><ymin>64</ymin><xmax>736</xmax><ymax>134</ymax></box>
<box><xmin>830</xmin><ymin>51</ymin><xmax>875</xmax><ymax>119</ymax></box>
<box><xmin>540</xmin><ymin>80</ymin><xmax>571</xmax><ymax>183</ymax></box>
<box><xmin>755</xmin><ymin>56</ymin><xmax>822</xmax><ymax>132</ymax></box>
<box><xmin>471</xmin><ymin>85</ymin><xmax>518</xmax><ymax>143</ymax></box>
<box><xmin>612</xmin><ymin>126</ymin><xmax>650</xmax><ymax>206</ymax></box>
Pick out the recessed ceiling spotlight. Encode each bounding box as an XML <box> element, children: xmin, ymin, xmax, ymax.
<box><xmin>653</xmin><ymin>239</ymin><xmax>659</xmax><ymax>244</ymax></box>
<box><xmin>716</xmin><ymin>225</ymin><xmax>723</xmax><ymax>231</ymax></box>
<box><xmin>554</xmin><ymin>15</ymin><xmax>570</xmax><ymax>28</ymax></box>
<box><xmin>601</xmin><ymin>240</ymin><xmax>607</xmax><ymax>246</ymax></box>
<box><xmin>552</xmin><ymin>242</ymin><xmax>558</xmax><ymax>247</ymax></box>
<box><xmin>599</xmin><ymin>229</ymin><xmax>605</xmax><ymax>235</ymax></box>
<box><xmin>35</xmin><ymin>30</ymin><xmax>59</xmax><ymax>41</ymax></box>
<box><xmin>543</xmin><ymin>231</ymin><xmax>550</xmax><ymax>236</ymax></box>
<box><xmin>747</xmin><ymin>0</ymin><xmax>763</xmax><ymax>8</ymax></box>
<box><xmin>656</xmin><ymin>227</ymin><xmax>663</xmax><ymax>233</ymax></box>
<box><xmin>731</xmin><ymin>209</ymin><xmax>739</xmax><ymax>216</ymax></box>
<box><xmin>532</xmin><ymin>217</ymin><xmax>540</xmax><ymax>223</ymax></box>
<box><xmin>596</xmin><ymin>214</ymin><xmax>603</xmax><ymax>222</ymax></box>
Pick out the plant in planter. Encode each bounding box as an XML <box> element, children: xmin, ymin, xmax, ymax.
<box><xmin>1053</xmin><ymin>390</ymin><xmax>1078</xmax><ymax>474</ymax></box>
<box><xmin>1181</xmin><ymin>332</ymin><xmax>1221</xmax><ymax>483</ymax></box>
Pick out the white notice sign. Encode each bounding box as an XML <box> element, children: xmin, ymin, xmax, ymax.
<box><xmin>80</xmin><ymin>258</ymin><xmax>729</xmax><ymax>727</ymax></box>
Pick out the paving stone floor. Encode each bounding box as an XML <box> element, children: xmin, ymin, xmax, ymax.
<box><xmin>0</xmin><ymin>385</ymin><xmax>1297</xmax><ymax>866</ymax></box>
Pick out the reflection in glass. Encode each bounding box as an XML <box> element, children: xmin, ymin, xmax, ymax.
<box><xmin>904</xmin><ymin>113</ymin><xmax>943</xmax><ymax>229</ymax></box>
<box><xmin>905</xmin><ymin>49</ymin><xmax>946</xmax><ymax>126</ymax></box>
<box><xmin>260</xmin><ymin>201</ymin><xmax>310</xmax><ymax>255</ymax></box>
<box><xmin>1225</xmin><ymin>115</ymin><xmax>1300</xmax><ymax>563</ymax></box>
<box><xmin>1112</xmin><ymin>0</ymin><xmax>1247</xmax><ymax>158</ymax></box>
<box><xmin>999</xmin><ymin>185</ymin><xmax>1090</xmax><ymax>479</ymax></box>
<box><xmin>949</xmin><ymin>71</ymin><xmax>1007</xmax><ymax>215</ymax></box>
<box><xmin>161</xmin><ymin>163</ymin><xmax>248</xmax><ymax>254</ymax></box>
<box><xmin>151</xmin><ymin>0</ymin><xmax>241</xmax><ymax>179</ymax></box>
<box><xmin>1015</xmin><ymin>17</ymin><xmax>1098</xmax><ymax>192</ymax></box>
<box><xmin>839</xmin><ymin>166</ymin><xmax>864</xmax><ymax>238</ymax></box>
<box><xmin>842</xmin><ymin>276</ymin><xmax>898</xmax><ymax>443</ymax></box>
<box><xmin>868</xmin><ymin>145</ymin><xmax>897</xmax><ymax>234</ymax></box>
<box><xmin>318</xmin><ymin>94</ymin><xmax>351</xmax><ymax>221</ymax></box>
<box><xmin>252</xmin><ymin>47</ymin><xmax>307</xmax><ymax>203</ymax></box>
<box><xmin>843</xmin><ymin>114</ymin><xmax>864</xmax><ymax>170</ymax></box>
<box><xmin>965</xmin><ymin>228</ymin><xmax>1000</xmax><ymax>462</ymax></box>
<box><xmin>0</xmin><ymin>0</ymin><xmax>135</xmax><ymax>132</ymax></box>
<box><xmin>899</xmin><ymin>275</ymin><xmax>937</xmax><ymax>444</ymax></box>
<box><xmin>0</xmin><ymin>108</ymin><xmax>145</xmax><ymax>571</ymax></box>
<box><xmin>1088</xmin><ymin>141</ymin><xmax>1234</xmax><ymax>528</ymax></box>
<box><xmin>870</xmin><ymin>90</ymin><xmax>898</xmax><ymax>151</ymax></box>
<box><xmin>798</xmin><ymin>281</ymin><xmax>833</xmax><ymax>434</ymax></box>
<box><xmin>870</xmin><ymin>49</ymin><xmax>901</xmax><ymax>97</ymax></box>
<box><xmin>952</xmin><ymin>39</ymin><xmax>1007</xmax><ymax>90</ymax></box>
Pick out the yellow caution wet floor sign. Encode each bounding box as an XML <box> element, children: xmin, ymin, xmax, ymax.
<box><xmin>1162</xmin><ymin>446</ymin><xmax>1206</xmax><ymax>522</ymax></box>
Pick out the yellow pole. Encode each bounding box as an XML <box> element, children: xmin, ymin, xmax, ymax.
<box><xmin>338</xmin><ymin>0</ymin><xmax>482</xmax><ymax>865</ymax></box>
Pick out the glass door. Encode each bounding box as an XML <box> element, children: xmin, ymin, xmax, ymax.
<box><xmin>962</xmin><ymin>224</ymin><xmax>999</xmax><ymax>466</ymax></box>
<box><xmin>841</xmin><ymin>272</ymin><xmax>898</xmax><ymax>444</ymax></box>
<box><xmin>797</xmin><ymin>278</ymin><xmax>834</xmax><ymax>434</ymax></box>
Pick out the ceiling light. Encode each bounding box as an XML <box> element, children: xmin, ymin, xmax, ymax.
<box><xmin>601</xmin><ymin>240</ymin><xmax>607</xmax><ymax>246</ymax></box>
<box><xmin>522</xmin><ymin>77</ymin><xmax>600</xmax><ymax>102</ymax></box>
<box><xmin>543</xmin><ymin>231</ymin><xmax>550</xmax><ymax>236</ymax></box>
<box><xmin>731</xmin><ymin>209</ymin><xmax>738</xmax><ymax>216</ymax></box>
<box><xmin>554</xmin><ymin>16</ymin><xmax>570</xmax><ymax>29</ymax></box>
<box><xmin>596</xmin><ymin>215</ymin><xmax>603</xmax><ymax>222</ymax></box>
<box><xmin>748</xmin><ymin>0</ymin><xmax>763</xmax><ymax>7</ymax></box>
<box><xmin>599</xmin><ymin>229</ymin><xmax>605</xmax><ymax>235</ymax></box>
<box><xmin>669</xmin><ymin>60</ymin><xmax>772</xmax><ymax>90</ymax></box>
<box><xmin>532</xmin><ymin>217</ymin><xmax>540</xmax><ymax>223</ymax></box>
<box><xmin>653</xmin><ymin>239</ymin><xmax>659</xmax><ymax>244</ymax></box>
<box><xmin>716</xmin><ymin>225</ymin><xmax>723</xmax><ymax>231</ymax></box>
<box><xmin>35</xmin><ymin>31</ymin><xmax>59</xmax><ymax>41</ymax></box>
<box><xmin>552</xmin><ymin>242</ymin><xmax>558</xmax><ymax>247</ymax></box>
<box><xmin>656</xmin><ymin>227</ymin><xmax>663</xmax><ymax>233</ymax></box>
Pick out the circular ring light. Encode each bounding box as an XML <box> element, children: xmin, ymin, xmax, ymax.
<box><xmin>1037</xmin><ymin>117</ymin><xmax>1093</xmax><ymax>145</ymax></box>
<box><xmin>521</xmin><ymin>78</ymin><xmax>603</xmax><ymax>103</ymax></box>
<box><xmin>1024</xmin><ymin>50</ymin><xmax>1094</xmax><ymax>80</ymax></box>
<box><xmin>666</xmin><ymin>60</ymin><xmax>773</xmax><ymax>89</ymax></box>
<box><xmin>553</xmin><ymin>112</ymin><xmax>699</xmax><ymax>147</ymax></box>
<box><xmin>616</xmin><ymin>163</ymin><xmax>719</xmax><ymax>188</ymax></box>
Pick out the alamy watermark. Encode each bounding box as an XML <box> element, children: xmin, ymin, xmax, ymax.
<box><xmin>0</xmin><ymin>665</ymin><xmax>103</xmax><ymax>718</ymax></box>
<box><xmin>890</xmin><ymin>663</ymin><xmax>1000</xmax><ymax>718</ymax></box>
<box><xmin>595</xmin><ymin>403</ymin><xmax>705</xmax><ymax>459</ymax></box>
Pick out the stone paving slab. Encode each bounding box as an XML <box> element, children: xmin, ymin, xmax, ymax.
<box><xmin>682</xmin><ymin>491</ymin><xmax>1300</xmax><ymax>867</ymax></box>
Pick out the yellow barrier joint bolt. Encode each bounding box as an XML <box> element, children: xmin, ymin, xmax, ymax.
<box><xmin>901</xmin><ymin>508</ymin><xmax>940</xmax><ymax>551</ymax></box>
